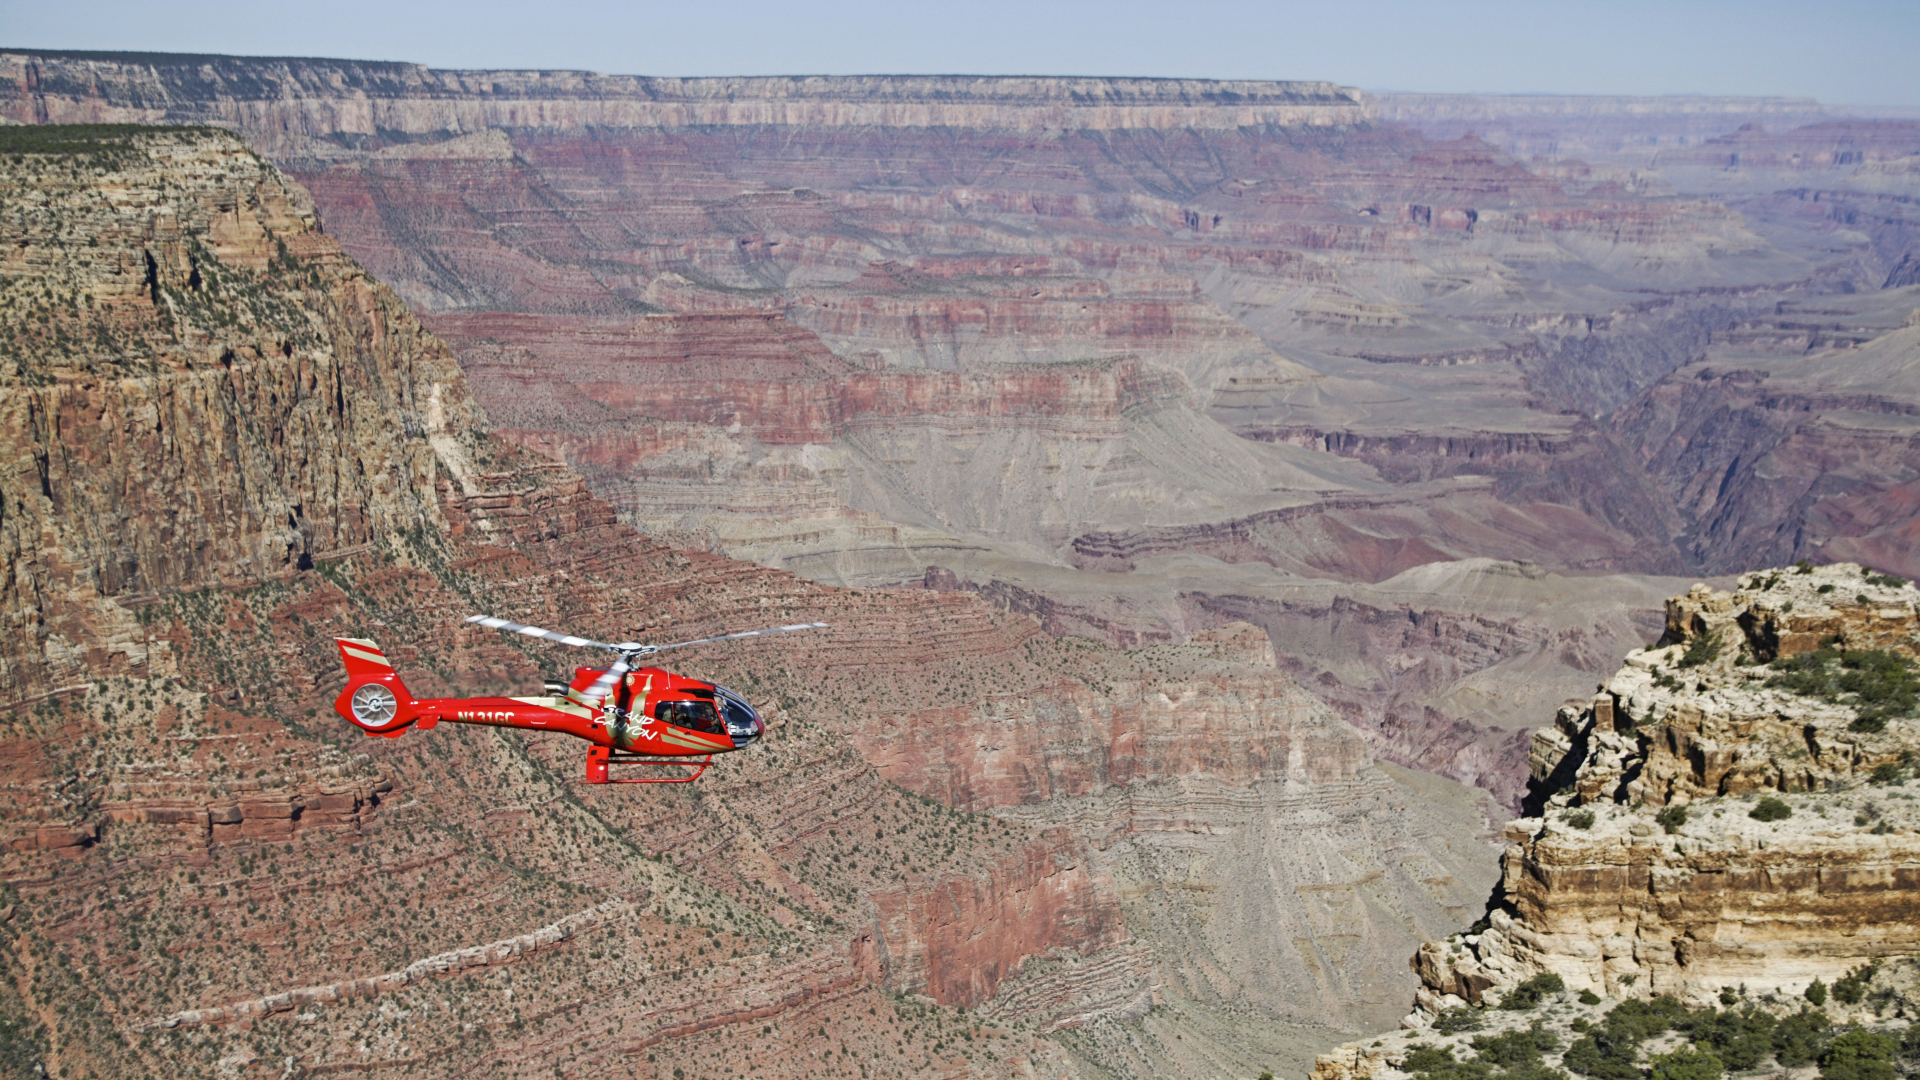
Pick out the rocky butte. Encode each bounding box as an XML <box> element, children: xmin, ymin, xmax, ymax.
<box><xmin>0</xmin><ymin>124</ymin><xmax>1508</xmax><ymax>1079</ymax></box>
<box><xmin>1314</xmin><ymin>562</ymin><xmax>1920</xmax><ymax>1080</ymax></box>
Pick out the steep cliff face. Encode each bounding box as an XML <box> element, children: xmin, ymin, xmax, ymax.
<box><xmin>1611</xmin><ymin>292</ymin><xmax>1920</xmax><ymax>577</ymax></box>
<box><xmin>0</xmin><ymin>123</ymin><xmax>482</xmax><ymax>703</ymax></box>
<box><xmin>0</xmin><ymin>52</ymin><xmax>1370</xmax><ymax>144</ymax></box>
<box><xmin>1411</xmin><ymin>563</ymin><xmax>1920</xmax><ymax>1012</ymax></box>
<box><xmin>1310</xmin><ymin>564</ymin><xmax>1920</xmax><ymax>1080</ymax></box>
<box><xmin>0</xmin><ymin>127</ymin><xmax>1503</xmax><ymax>1080</ymax></box>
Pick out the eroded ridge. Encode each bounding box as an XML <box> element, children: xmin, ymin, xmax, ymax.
<box><xmin>1315</xmin><ymin>563</ymin><xmax>1920</xmax><ymax>1080</ymax></box>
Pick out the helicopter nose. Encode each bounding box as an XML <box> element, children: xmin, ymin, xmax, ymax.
<box><xmin>715</xmin><ymin>687</ymin><xmax>763</xmax><ymax>747</ymax></box>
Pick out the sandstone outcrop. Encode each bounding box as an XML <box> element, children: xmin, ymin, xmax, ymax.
<box><xmin>1308</xmin><ymin>564</ymin><xmax>1920</xmax><ymax>1080</ymax></box>
<box><xmin>1408</xmin><ymin>564</ymin><xmax>1920</xmax><ymax>1014</ymax></box>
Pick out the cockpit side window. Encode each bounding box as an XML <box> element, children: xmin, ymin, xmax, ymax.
<box><xmin>655</xmin><ymin>699</ymin><xmax>724</xmax><ymax>735</ymax></box>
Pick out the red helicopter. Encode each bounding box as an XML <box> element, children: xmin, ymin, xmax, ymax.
<box><xmin>331</xmin><ymin>616</ymin><xmax>826</xmax><ymax>783</ymax></box>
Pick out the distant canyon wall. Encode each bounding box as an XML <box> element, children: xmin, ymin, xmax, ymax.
<box><xmin>2</xmin><ymin>52</ymin><xmax>1371</xmax><ymax>151</ymax></box>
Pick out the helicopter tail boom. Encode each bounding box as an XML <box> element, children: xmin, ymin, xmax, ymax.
<box><xmin>332</xmin><ymin>638</ymin><xmax>421</xmax><ymax>737</ymax></box>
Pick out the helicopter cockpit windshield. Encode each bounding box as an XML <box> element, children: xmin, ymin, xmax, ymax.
<box><xmin>650</xmin><ymin>689</ymin><xmax>762</xmax><ymax>746</ymax></box>
<box><xmin>714</xmin><ymin>687</ymin><xmax>763</xmax><ymax>746</ymax></box>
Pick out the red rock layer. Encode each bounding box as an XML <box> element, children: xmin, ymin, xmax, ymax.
<box><xmin>0</xmin><ymin>129</ymin><xmax>1436</xmax><ymax>1078</ymax></box>
<box><xmin>435</xmin><ymin>310</ymin><xmax>1187</xmax><ymax>449</ymax></box>
<box><xmin>0</xmin><ymin>130</ymin><xmax>1142</xmax><ymax>1078</ymax></box>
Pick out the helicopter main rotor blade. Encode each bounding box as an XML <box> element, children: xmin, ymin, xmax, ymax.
<box><xmin>645</xmin><ymin>622</ymin><xmax>829</xmax><ymax>654</ymax></box>
<box><xmin>579</xmin><ymin>654</ymin><xmax>632</xmax><ymax>707</ymax></box>
<box><xmin>466</xmin><ymin>615</ymin><xmax>619</xmax><ymax>652</ymax></box>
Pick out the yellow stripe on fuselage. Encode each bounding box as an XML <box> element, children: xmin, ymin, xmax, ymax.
<box><xmin>511</xmin><ymin>696</ymin><xmax>596</xmax><ymax>720</ymax></box>
<box><xmin>659</xmin><ymin>727</ymin><xmax>727</xmax><ymax>751</ymax></box>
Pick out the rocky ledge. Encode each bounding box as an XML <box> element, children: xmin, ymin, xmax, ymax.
<box><xmin>1317</xmin><ymin>561</ymin><xmax>1920</xmax><ymax>1079</ymax></box>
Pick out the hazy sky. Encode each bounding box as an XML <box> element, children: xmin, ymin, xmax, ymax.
<box><xmin>7</xmin><ymin>0</ymin><xmax>1919</xmax><ymax>106</ymax></box>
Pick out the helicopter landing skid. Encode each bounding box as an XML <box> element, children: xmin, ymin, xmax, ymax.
<box><xmin>583</xmin><ymin>745</ymin><xmax>712</xmax><ymax>784</ymax></box>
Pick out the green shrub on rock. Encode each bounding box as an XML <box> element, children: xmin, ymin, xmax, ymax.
<box><xmin>1648</xmin><ymin>1045</ymin><xmax>1724</xmax><ymax>1080</ymax></box>
<box><xmin>1833</xmin><ymin>964</ymin><xmax>1877</xmax><ymax>1006</ymax></box>
<box><xmin>1750</xmin><ymin>796</ymin><xmax>1792</xmax><ymax>822</ymax></box>
<box><xmin>1687</xmin><ymin>1007</ymin><xmax>1777</xmax><ymax>1070</ymax></box>
<box><xmin>1565</xmin><ymin>996</ymin><xmax>1693</xmax><ymax>1080</ymax></box>
<box><xmin>1607</xmin><ymin>996</ymin><xmax>1692</xmax><ymax>1041</ymax></box>
<box><xmin>1472</xmin><ymin>1025</ymin><xmax>1560</xmax><ymax>1066</ymax></box>
<box><xmin>1807</xmin><ymin>978</ymin><xmax>1829</xmax><ymax>1006</ymax></box>
<box><xmin>1502</xmin><ymin>973</ymin><xmax>1568</xmax><ymax>1010</ymax></box>
<box><xmin>1403</xmin><ymin>1044</ymin><xmax>1495</xmax><ymax>1080</ymax></box>
<box><xmin>1819</xmin><ymin>1030</ymin><xmax>1898</xmax><ymax>1080</ymax></box>
<box><xmin>1563</xmin><ymin>1032</ymin><xmax>1640</xmax><ymax>1080</ymax></box>
<box><xmin>1766</xmin><ymin>648</ymin><xmax>1919</xmax><ymax>733</ymax></box>
<box><xmin>1656</xmin><ymin>805</ymin><xmax>1689</xmax><ymax>834</ymax></box>
<box><xmin>1775</xmin><ymin>1009</ymin><xmax>1834</xmax><ymax>1067</ymax></box>
<box><xmin>1678</xmin><ymin>633</ymin><xmax>1724</xmax><ymax>669</ymax></box>
<box><xmin>1432</xmin><ymin>1006</ymin><xmax>1485</xmax><ymax>1035</ymax></box>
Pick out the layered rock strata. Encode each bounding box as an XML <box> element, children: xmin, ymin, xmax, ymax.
<box><xmin>1</xmin><ymin>52</ymin><xmax>1371</xmax><ymax>145</ymax></box>
<box><xmin>1308</xmin><ymin>564</ymin><xmax>1920</xmax><ymax>1080</ymax></box>
<box><xmin>1412</xmin><ymin>564</ymin><xmax>1920</xmax><ymax>1015</ymax></box>
<box><xmin>0</xmin><ymin>127</ymin><xmax>1501</xmax><ymax>1080</ymax></box>
<box><xmin>19</xmin><ymin>55</ymin><xmax>1920</xmax><ymax>837</ymax></box>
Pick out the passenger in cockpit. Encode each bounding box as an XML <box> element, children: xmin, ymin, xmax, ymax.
<box><xmin>655</xmin><ymin>698</ymin><xmax>725</xmax><ymax>735</ymax></box>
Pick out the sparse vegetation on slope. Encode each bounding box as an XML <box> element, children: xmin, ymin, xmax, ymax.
<box><xmin>1766</xmin><ymin>648</ymin><xmax>1920</xmax><ymax>733</ymax></box>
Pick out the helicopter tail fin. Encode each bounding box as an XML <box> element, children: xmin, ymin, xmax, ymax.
<box><xmin>338</xmin><ymin>638</ymin><xmax>396</xmax><ymax>678</ymax></box>
<box><xmin>332</xmin><ymin>638</ymin><xmax>419</xmax><ymax>737</ymax></box>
